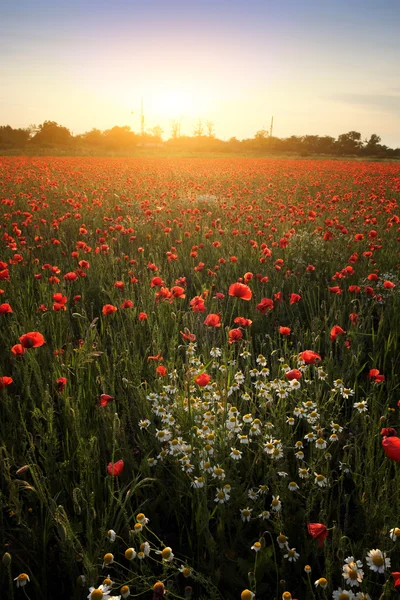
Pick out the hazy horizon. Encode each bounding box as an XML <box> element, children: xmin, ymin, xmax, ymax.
<box><xmin>1</xmin><ymin>0</ymin><xmax>400</xmax><ymax>146</ymax></box>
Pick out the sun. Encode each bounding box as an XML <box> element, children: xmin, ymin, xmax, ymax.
<box><xmin>150</xmin><ymin>88</ymin><xmax>203</xmax><ymax>120</ymax></box>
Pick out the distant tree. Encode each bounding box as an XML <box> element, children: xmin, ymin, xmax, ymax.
<box><xmin>79</xmin><ymin>128</ymin><xmax>104</xmax><ymax>147</ymax></box>
<box><xmin>302</xmin><ymin>135</ymin><xmax>321</xmax><ymax>154</ymax></box>
<box><xmin>32</xmin><ymin>121</ymin><xmax>72</xmax><ymax>146</ymax></box>
<box><xmin>193</xmin><ymin>119</ymin><xmax>204</xmax><ymax>137</ymax></box>
<box><xmin>363</xmin><ymin>133</ymin><xmax>382</xmax><ymax>156</ymax></box>
<box><xmin>316</xmin><ymin>135</ymin><xmax>336</xmax><ymax>154</ymax></box>
<box><xmin>206</xmin><ymin>121</ymin><xmax>215</xmax><ymax>138</ymax></box>
<box><xmin>150</xmin><ymin>125</ymin><xmax>163</xmax><ymax>141</ymax></box>
<box><xmin>283</xmin><ymin>136</ymin><xmax>303</xmax><ymax>153</ymax></box>
<box><xmin>0</xmin><ymin>126</ymin><xmax>30</xmax><ymax>148</ymax></box>
<box><xmin>171</xmin><ymin>120</ymin><xmax>180</xmax><ymax>139</ymax></box>
<box><xmin>254</xmin><ymin>129</ymin><xmax>269</xmax><ymax>140</ymax></box>
<box><xmin>102</xmin><ymin>126</ymin><xmax>137</xmax><ymax>150</ymax></box>
<box><xmin>337</xmin><ymin>131</ymin><xmax>362</xmax><ymax>155</ymax></box>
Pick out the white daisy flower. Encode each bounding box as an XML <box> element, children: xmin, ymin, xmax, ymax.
<box><xmin>314</xmin><ymin>473</ymin><xmax>328</xmax><ymax>487</ymax></box>
<box><xmin>258</xmin><ymin>510</ymin><xmax>270</xmax><ymax>520</ymax></box>
<box><xmin>271</xmin><ymin>496</ymin><xmax>282</xmax><ymax>512</ymax></box>
<box><xmin>284</xmin><ymin>548</ymin><xmax>299</xmax><ymax>562</ymax></box>
<box><xmin>87</xmin><ymin>585</ymin><xmax>111</xmax><ymax>600</ymax></box>
<box><xmin>390</xmin><ymin>527</ymin><xmax>400</xmax><ymax>541</ymax></box>
<box><xmin>230</xmin><ymin>448</ymin><xmax>243</xmax><ymax>460</ymax></box>
<box><xmin>240</xmin><ymin>507</ymin><xmax>252</xmax><ymax>522</ymax></box>
<box><xmin>365</xmin><ymin>548</ymin><xmax>390</xmax><ymax>573</ymax></box>
<box><xmin>14</xmin><ymin>574</ymin><xmax>30</xmax><ymax>588</ymax></box>
<box><xmin>277</xmin><ymin>533</ymin><xmax>289</xmax><ymax>549</ymax></box>
<box><xmin>332</xmin><ymin>589</ymin><xmax>354</xmax><ymax>600</ymax></box>
<box><xmin>342</xmin><ymin>557</ymin><xmax>364</xmax><ymax>587</ymax></box>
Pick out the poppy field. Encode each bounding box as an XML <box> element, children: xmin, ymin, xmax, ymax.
<box><xmin>2</xmin><ymin>156</ymin><xmax>400</xmax><ymax>600</ymax></box>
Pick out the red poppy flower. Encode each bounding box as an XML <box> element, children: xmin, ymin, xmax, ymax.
<box><xmin>384</xmin><ymin>280</ymin><xmax>396</xmax><ymax>289</ymax></box>
<box><xmin>289</xmin><ymin>293</ymin><xmax>301</xmax><ymax>305</ymax></box>
<box><xmin>307</xmin><ymin>523</ymin><xmax>328</xmax><ymax>546</ymax></box>
<box><xmin>392</xmin><ymin>572</ymin><xmax>400</xmax><ymax>590</ymax></box>
<box><xmin>100</xmin><ymin>393</ymin><xmax>114</xmax><ymax>407</ymax></box>
<box><xmin>0</xmin><ymin>376</ymin><xmax>13</xmax><ymax>390</ymax></box>
<box><xmin>53</xmin><ymin>293</ymin><xmax>67</xmax><ymax>305</ymax></box>
<box><xmin>234</xmin><ymin>317</ymin><xmax>252</xmax><ymax>327</ymax></box>
<box><xmin>150</xmin><ymin>277</ymin><xmax>164</xmax><ymax>288</ymax></box>
<box><xmin>155</xmin><ymin>287</ymin><xmax>172</xmax><ymax>302</ymax></box>
<box><xmin>0</xmin><ymin>269</ymin><xmax>10</xmax><ymax>281</ymax></box>
<box><xmin>285</xmin><ymin>369</ymin><xmax>302</xmax><ymax>381</ymax></box>
<box><xmin>53</xmin><ymin>302</ymin><xmax>67</xmax><ymax>311</ymax></box>
<box><xmin>63</xmin><ymin>272</ymin><xmax>78</xmax><ymax>281</ymax></box>
<box><xmin>299</xmin><ymin>350</ymin><xmax>321</xmax><ymax>364</ymax></box>
<box><xmin>73</xmin><ymin>295</ymin><xmax>81</xmax><ymax>303</ymax></box>
<box><xmin>11</xmin><ymin>344</ymin><xmax>25</xmax><ymax>356</ymax></box>
<box><xmin>120</xmin><ymin>299</ymin><xmax>134</xmax><ymax>309</ymax></box>
<box><xmin>19</xmin><ymin>332</ymin><xmax>45</xmax><ymax>348</ymax></box>
<box><xmin>204</xmin><ymin>313</ymin><xmax>221</xmax><ymax>328</ymax></box>
<box><xmin>107</xmin><ymin>459</ymin><xmax>124</xmax><ymax>476</ymax></box>
<box><xmin>382</xmin><ymin>435</ymin><xmax>400</xmax><ymax>462</ymax></box>
<box><xmin>139</xmin><ymin>312</ymin><xmax>148</xmax><ymax>321</ymax></box>
<box><xmin>147</xmin><ymin>355</ymin><xmax>163</xmax><ymax>365</ymax></box>
<box><xmin>56</xmin><ymin>377</ymin><xmax>67</xmax><ymax>391</ymax></box>
<box><xmin>349</xmin><ymin>312</ymin><xmax>358</xmax><ymax>325</ymax></box>
<box><xmin>228</xmin><ymin>283</ymin><xmax>252</xmax><ymax>301</ymax></box>
<box><xmin>328</xmin><ymin>286</ymin><xmax>342</xmax><ymax>294</ymax></box>
<box><xmin>279</xmin><ymin>326</ymin><xmax>291</xmax><ymax>336</ymax></box>
<box><xmin>195</xmin><ymin>373</ymin><xmax>211</xmax><ymax>387</ymax></box>
<box><xmin>214</xmin><ymin>292</ymin><xmax>225</xmax><ymax>300</ymax></box>
<box><xmin>102</xmin><ymin>304</ymin><xmax>117</xmax><ymax>315</ymax></box>
<box><xmin>330</xmin><ymin>325</ymin><xmax>346</xmax><ymax>342</ymax></box>
<box><xmin>348</xmin><ymin>285</ymin><xmax>361</xmax><ymax>293</ymax></box>
<box><xmin>256</xmin><ymin>298</ymin><xmax>274</xmax><ymax>314</ymax></box>
<box><xmin>369</xmin><ymin>369</ymin><xmax>385</xmax><ymax>382</ymax></box>
<box><xmin>0</xmin><ymin>303</ymin><xmax>13</xmax><ymax>314</ymax></box>
<box><xmin>180</xmin><ymin>330</ymin><xmax>196</xmax><ymax>341</ymax></box>
<box><xmin>190</xmin><ymin>296</ymin><xmax>206</xmax><ymax>313</ymax></box>
<box><xmin>170</xmin><ymin>286</ymin><xmax>185</xmax><ymax>299</ymax></box>
<box><xmin>228</xmin><ymin>328</ymin><xmax>243</xmax><ymax>343</ymax></box>
<box><xmin>380</xmin><ymin>427</ymin><xmax>398</xmax><ymax>437</ymax></box>
<box><xmin>156</xmin><ymin>365</ymin><xmax>167</xmax><ymax>376</ymax></box>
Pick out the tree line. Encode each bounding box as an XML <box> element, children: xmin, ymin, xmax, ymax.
<box><xmin>1</xmin><ymin>121</ymin><xmax>399</xmax><ymax>158</ymax></box>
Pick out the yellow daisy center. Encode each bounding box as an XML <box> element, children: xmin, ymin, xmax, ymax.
<box><xmin>348</xmin><ymin>569</ymin><xmax>358</xmax><ymax>580</ymax></box>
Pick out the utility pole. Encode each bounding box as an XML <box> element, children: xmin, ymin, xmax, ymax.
<box><xmin>269</xmin><ymin>116</ymin><xmax>274</xmax><ymax>138</ymax></box>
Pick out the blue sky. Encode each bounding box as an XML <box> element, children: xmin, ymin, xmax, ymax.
<box><xmin>1</xmin><ymin>0</ymin><xmax>399</xmax><ymax>145</ymax></box>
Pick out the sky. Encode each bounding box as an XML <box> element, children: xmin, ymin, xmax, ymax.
<box><xmin>1</xmin><ymin>0</ymin><xmax>400</xmax><ymax>146</ymax></box>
